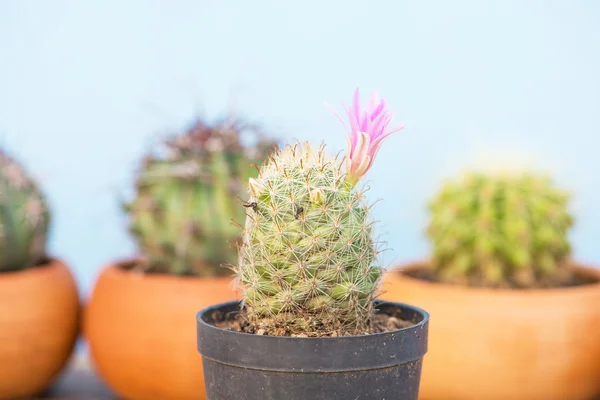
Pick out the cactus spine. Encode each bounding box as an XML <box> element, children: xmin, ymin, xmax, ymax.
<box><xmin>125</xmin><ymin>118</ymin><xmax>277</xmax><ymax>276</ymax></box>
<box><xmin>0</xmin><ymin>151</ymin><xmax>50</xmax><ymax>272</ymax></box>
<box><xmin>236</xmin><ymin>142</ymin><xmax>381</xmax><ymax>336</ymax></box>
<box><xmin>426</xmin><ymin>172</ymin><xmax>573</xmax><ymax>288</ymax></box>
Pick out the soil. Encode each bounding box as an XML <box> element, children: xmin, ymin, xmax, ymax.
<box><xmin>209</xmin><ymin>307</ymin><xmax>415</xmax><ymax>337</ymax></box>
<box><xmin>405</xmin><ymin>266</ymin><xmax>599</xmax><ymax>289</ymax></box>
<box><xmin>0</xmin><ymin>256</ymin><xmax>54</xmax><ymax>273</ymax></box>
<box><xmin>115</xmin><ymin>258</ymin><xmax>233</xmax><ymax>278</ymax></box>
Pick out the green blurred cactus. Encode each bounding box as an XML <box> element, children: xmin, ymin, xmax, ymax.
<box><xmin>125</xmin><ymin>118</ymin><xmax>277</xmax><ymax>276</ymax></box>
<box><xmin>236</xmin><ymin>142</ymin><xmax>381</xmax><ymax>335</ymax></box>
<box><xmin>426</xmin><ymin>172</ymin><xmax>574</xmax><ymax>288</ymax></box>
<box><xmin>0</xmin><ymin>151</ymin><xmax>50</xmax><ymax>272</ymax></box>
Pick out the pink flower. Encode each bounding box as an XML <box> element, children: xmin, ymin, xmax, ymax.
<box><xmin>330</xmin><ymin>88</ymin><xmax>404</xmax><ymax>186</ymax></box>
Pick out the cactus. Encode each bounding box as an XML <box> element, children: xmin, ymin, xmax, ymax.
<box><xmin>125</xmin><ymin>118</ymin><xmax>277</xmax><ymax>276</ymax></box>
<box><xmin>426</xmin><ymin>172</ymin><xmax>574</xmax><ymax>288</ymax></box>
<box><xmin>0</xmin><ymin>151</ymin><xmax>50</xmax><ymax>272</ymax></box>
<box><xmin>236</xmin><ymin>89</ymin><xmax>403</xmax><ymax>336</ymax></box>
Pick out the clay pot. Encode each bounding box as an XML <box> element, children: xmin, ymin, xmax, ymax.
<box><xmin>84</xmin><ymin>260</ymin><xmax>239</xmax><ymax>400</ymax></box>
<box><xmin>0</xmin><ymin>259</ymin><xmax>80</xmax><ymax>399</ymax></box>
<box><xmin>381</xmin><ymin>261</ymin><xmax>600</xmax><ymax>400</ymax></box>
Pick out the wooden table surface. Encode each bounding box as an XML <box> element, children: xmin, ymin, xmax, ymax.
<box><xmin>38</xmin><ymin>353</ymin><xmax>117</xmax><ymax>400</ymax></box>
<box><xmin>37</xmin><ymin>353</ymin><xmax>600</xmax><ymax>400</ymax></box>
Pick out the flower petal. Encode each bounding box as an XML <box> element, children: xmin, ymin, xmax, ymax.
<box><xmin>343</xmin><ymin>103</ymin><xmax>360</xmax><ymax>139</ymax></box>
<box><xmin>352</xmin><ymin>131</ymin><xmax>370</xmax><ymax>162</ymax></box>
<box><xmin>370</xmin><ymin>99</ymin><xmax>386</xmax><ymax>122</ymax></box>
<box><xmin>367</xmin><ymin>91</ymin><xmax>380</xmax><ymax>112</ymax></box>
<box><xmin>369</xmin><ymin>124</ymin><xmax>404</xmax><ymax>156</ymax></box>
<box><xmin>330</xmin><ymin>88</ymin><xmax>403</xmax><ymax>186</ymax></box>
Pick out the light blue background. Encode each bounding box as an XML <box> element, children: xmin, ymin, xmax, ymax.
<box><xmin>1</xmin><ymin>1</ymin><xmax>599</xmax><ymax>296</ymax></box>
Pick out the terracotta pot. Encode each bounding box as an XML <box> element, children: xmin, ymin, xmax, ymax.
<box><xmin>84</xmin><ymin>260</ymin><xmax>239</xmax><ymax>400</ymax></box>
<box><xmin>381</xmin><ymin>261</ymin><xmax>600</xmax><ymax>400</ymax></box>
<box><xmin>0</xmin><ymin>259</ymin><xmax>80</xmax><ymax>399</ymax></box>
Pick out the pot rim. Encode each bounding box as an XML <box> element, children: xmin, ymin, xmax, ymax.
<box><xmin>196</xmin><ymin>300</ymin><xmax>429</xmax><ymax>372</ymax></box>
<box><xmin>386</xmin><ymin>260</ymin><xmax>600</xmax><ymax>295</ymax></box>
<box><xmin>0</xmin><ymin>256</ymin><xmax>66</xmax><ymax>277</ymax></box>
<box><xmin>197</xmin><ymin>299</ymin><xmax>430</xmax><ymax>340</ymax></box>
<box><xmin>99</xmin><ymin>258</ymin><xmax>237</xmax><ymax>282</ymax></box>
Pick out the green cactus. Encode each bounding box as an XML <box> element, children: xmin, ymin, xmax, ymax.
<box><xmin>125</xmin><ymin>118</ymin><xmax>277</xmax><ymax>276</ymax></box>
<box><xmin>236</xmin><ymin>142</ymin><xmax>381</xmax><ymax>336</ymax></box>
<box><xmin>426</xmin><ymin>172</ymin><xmax>574</xmax><ymax>288</ymax></box>
<box><xmin>0</xmin><ymin>151</ymin><xmax>50</xmax><ymax>272</ymax></box>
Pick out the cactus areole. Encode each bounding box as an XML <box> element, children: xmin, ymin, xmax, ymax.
<box><xmin>427</xmin><ymin>172</ymin><xmax>575</xmax><ymax>288</ymax></box>
<box><xmin>125</xmin><ymin>118</ymin><xmax>277</xmax><ymax>277</ymax></box>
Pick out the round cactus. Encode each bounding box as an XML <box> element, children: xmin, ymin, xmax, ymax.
<box><xmin>125</xmin><ymin>118</ymin><xmax>277</xmax><ymax>276</ymax></box>
<box><xmin>426</xmin><ymin>172</ymin><xmax>574</xmax><ymax>288</ymax></box>
<box><xmin>237</xmin><ymin>142</ymin><xmax>381</xmax><ymax>335</ymax></box>
<box><xmin>236</xmin><ymin>89</ymin><xmax>403</xmax><ymax>336</ymax></box>
<box><xmin>0</xmin><ymin>151</ymin><xmax>50</xmax><ymax>272</ymax></box>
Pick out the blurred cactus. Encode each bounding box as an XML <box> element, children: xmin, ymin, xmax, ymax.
<box><xmin>237</xmin><ymin>142</ymin><xmax>382</xmax><ymax>335</ymax></box>
<box><xmin>125</xmin><ymin>118</ymin><xmax>277</xmax><ymax>276</ymax></box>
<box><xmin>426</xmin><ymin>172</ymin><xmax>574</xmax><ymax>287</ymax></box>
<box><xmin>0</xmin><ymin>151</ymin><xmax>50</xmax><ymax>272</ymax></box>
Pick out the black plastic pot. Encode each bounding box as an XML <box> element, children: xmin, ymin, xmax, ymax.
<box><xmin>196</xmin><ymin>300</ymin><xmax>429</xmax><ymax>400</ymax></box>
